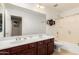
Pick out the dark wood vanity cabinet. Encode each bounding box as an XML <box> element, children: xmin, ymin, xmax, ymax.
<box><xmin>22</xmin><ymin>48</ymin><xmax>36</xmax><ymax>55</ymax></box>
<box><xmin>0</xmin><ymin>49</ymin><xmax>10</xmax><ymax>55</ymax></box>
<box><xmin>24</xmin><ymin>43</ymin><xmax>37</xmax><ymax>55</ymax></box>
<box><xmin>0</xmin><ymin>38</ymin><xmax>54</xmax><ymax>55</ymax></box>
<box><xmin>47</xmin><ymin>43</ymin><xmax>54</xmax><ymax>55</ymax></box>
<box><xmin>37</xmin><ymin>41</ymin><xmax>47</xmax><ymax>55</ymax></box>
<box><xmin>44</xmin><ymin>38</ymin><xmax>54</xmax><ymax>55</ymax></box>
<box><xmin>10</xmin><ymin>44</ymin><xmax>29</xmax><ymax>55</ymax></box>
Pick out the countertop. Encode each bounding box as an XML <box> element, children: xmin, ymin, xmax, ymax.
<box><xmin>0</xmin><ymin>35</ymin><xmax>54</xmax><ymax>50</ymax></box>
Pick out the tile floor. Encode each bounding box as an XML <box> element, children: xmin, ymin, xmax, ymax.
<box><xmin>53</xmin><ymin>49</ymin><xmax>78</xmax><ymax>55</ymax></box>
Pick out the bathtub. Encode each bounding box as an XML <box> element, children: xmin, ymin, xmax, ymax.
<box><xmin>55</xmin><ymin>40</ymin><xmax>79</xmax><ymax>54</ymax></box>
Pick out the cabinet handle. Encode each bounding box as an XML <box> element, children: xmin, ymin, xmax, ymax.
<box><xmin>31</xmin><ymin>45</ymin><xmax>34</xmax><ymax>47</ymax></box>
<box><xmin>0</xmin><ymin>51</ymin><xmax>9</xmax><ymax>55</ymax></box>
<box><xmin>39</xmin><ymin>42</ymin><xmax>43</xmax><ymax>44</ymax></box>
<box><xmin>48</xmin><ymin>44</ymin><xmax>51</xmax><ymax>46</ymax></box>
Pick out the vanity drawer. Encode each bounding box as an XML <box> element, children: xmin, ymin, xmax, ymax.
<box><xmin>0</xmin><ymin>49</ymin><xmax>9</xmax><ymax>52</ymax></box>
<box><xmin>28</xmin><ymin>43</ymin><xmax>37</xmax><ymax>48</ymax></box>
<box><xmin>44</xmin><ymin>38</ymin><xmax>54</xmax><ymax>44</ymax></box>
<box><xmin>38</xmin><ymin>41</ymin><xmax>44</xmax><ymax>45</ymax></box>
<box><xmin>10</xmin><ymin>46</ymin><xmax>22</xmax><ymax>53</ymax></box>
<box><xmin>0</xmin><ymin>49</ymin><xmax>10</xmax><ymax>55</ymax></box>
<box><xmin>21</xmin><ymin>44</ymin><xmax>29</xmax><ymax>50</ymax></box>
<box><xmin>44</xmin><ymin>39</ymin><xmax>51</xmax><ymax>44</ymax></box>
<box><xmin>50</xmin><ymin>38</ymin><xmax>54</xmax><ymax>42</ymax></box>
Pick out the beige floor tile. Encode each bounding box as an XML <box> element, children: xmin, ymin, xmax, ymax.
<box><xmin>53</xmin><ymin>49</ymin><xmax>78</xmax><ymax>55</ymax></box>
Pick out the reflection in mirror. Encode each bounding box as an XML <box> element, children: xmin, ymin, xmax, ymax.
<box><xmin>0</xmin><ymin>3</ymin><xmax>46</xmax><ymax>37</ymax></box>
<box><xmin>11</xmin><ymin>16</ymin><xmax>22</xmax><ymax>36</ymax></box>
<box><xmin>0</xmin><ymin>14</ymin><xmax>2</xmax><ymax>32</ymax></box>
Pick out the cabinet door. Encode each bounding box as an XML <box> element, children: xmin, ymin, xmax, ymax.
<box><xmin>37</xmin><ymin>45</ymin><xmax>47</xmax><ymax>55</ymax></box>
<box><xmin>28</xmin><ymin>43</ymin><xmax>37</xmax><ymax>48</ymax></box>
<box><xmin>44</xmin><ymin>39</ymin><xmax>51</xmax><ymax>44</ymax></box>
<box><xmin>10</xmin><ymin>46</ymin><xmax>21</xmax><ymax>54</ymax></box>
<box><xmin>37</xmin><ymin>41</ymin><xmax>47</xmax><ymax>55</ymax></box>
<box><xmin>24</xmin><ymin>48</ymin><xmax>36</xmax><ymax>55</ymax></box>
<box><xmin>28</xmin><ymin>43</ymin><xmax>37</xmax><ymax>55</ymax></box>
<box><xmin>18</xmin><ymin>47</ymin><xmax>37</xmax><ymax>55</ymax></box>
<box><xmin>10</xmin><ymin>44</ymin><xmax>29</xmax><ymax>55</ymax></box>
<box><xmin>47</xmin><ymin>43</ymin><xmax>54</xmax><ymax>55</ymax></box>
<box><xmin>0</xmin><ymin>49</ymin><xmax>10</xmax><ymax>55</ymax></box>
<box><xmin>19</xmin><ymin>43</ymin><xmax>37</xmax><ymax>55</ymax></box>
<box><xmin>50</xmin><ymin>38</ymin><xmax>54</xmax><ymax>43</ymax></box>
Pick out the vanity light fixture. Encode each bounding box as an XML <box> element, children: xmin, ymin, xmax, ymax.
<box><xmin>53</xmin><ymin>4</ymin><xmax>58</xmax><ymax>7</ymax></box>
<box><xmin>47</xmin><ymin>19</ymin><xmax>55</xmax><ymax>26</ymax></box>
<box><xmin>36</xmin><ymin>4</ymin><xmax>40</xmax><ymax>8</ymax></box>
<box><xmin>36</xmin><ymin>4</ymin><xmax>45</xmax><ymax>9</ymax></box>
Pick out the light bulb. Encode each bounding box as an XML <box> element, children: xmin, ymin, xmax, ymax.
<box><xmin>36</xmin><ymin>4</ymin><xmax>45</xmax><ymax>9</ymax></box>
<box><xmin>36</xmin><ymin>4</ymin><xmax>40</xmax><ymax>8</ymax></box>
<box><xmin>40</xmin><ymin>6</ymin><xmax>45</xmax><ymax>9</ymax></box>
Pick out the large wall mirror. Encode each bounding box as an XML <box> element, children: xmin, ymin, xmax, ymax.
<box><xmin>0</xmin><ymin>3</ymin><xmax>46</xmax><ymax>37</ymax></box>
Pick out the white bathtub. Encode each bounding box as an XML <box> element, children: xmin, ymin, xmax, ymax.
<box><xmin>55</xmin><ymin>40</ymin><xmax>79</xmax><ymax>54</ymax></box>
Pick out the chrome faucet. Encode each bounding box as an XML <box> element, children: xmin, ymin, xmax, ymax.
<box><xmin>16</xmin><ymin>38</ymin><xmax>21</xmax><ymax>40</ymax></box>
<box><xmin>16</xmin><ymin>37</ymin><xmax>27</xmax><ymax>41</ymax></box>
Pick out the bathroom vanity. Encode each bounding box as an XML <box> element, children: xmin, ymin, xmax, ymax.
<box><xmin>0</xmin><ymin>35</ymin><xmax>54</xmax><ymax>55</ymax></box>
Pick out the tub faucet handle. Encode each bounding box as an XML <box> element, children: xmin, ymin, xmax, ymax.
<box><xmin>77</xmin><ymin>43</ymin><xmax>79</xmax><ymax>46</ymax></box>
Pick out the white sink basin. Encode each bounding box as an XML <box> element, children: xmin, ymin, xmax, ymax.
<box><xmin>12</xmin><ymin>40</ymin><xmax>26</xmax><ymax>43</ymax></box>
<box><xmin>0</xmin><ymin>39</ymin><xmax>16</xmax><ymax>45</ymax></box>
<box><xmin>11</xmin><ymin>38</ymin><xmax>28</xmax><ymax>44</ymax></box>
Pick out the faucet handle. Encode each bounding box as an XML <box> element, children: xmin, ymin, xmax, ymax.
<box><xmin>16</xmin><ymin>37</ymin><xmax>21</xmax><ymax>40</ymax></box>
<box><xmin>16</xmin><ymin>38</ymin><xmax>18</xmax><ymax>40</ymax></box>
<box><xmin>24</xmin><ymin>38</ymin><xmax>27</xmax><ymax>39</ymax></box>
<box><xmin>77</xmin><ymin>43</ymin><xmax>79</xmax><ymax>46</ymax></box>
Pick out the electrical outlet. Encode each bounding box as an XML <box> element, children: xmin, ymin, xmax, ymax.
<box><xmin>77</xmin><ymin>43</ymin><xmax>79</xmax><ymax>46</ymax></box>
<box><xmin>68</xmin><ymin>30</ymin><xmax>71</xmax><ymax>34</ymax></box>
<box><xmin>57</xmin><ymin>32</ymin><xmax>58</xmax><ymax>35</ymax></box>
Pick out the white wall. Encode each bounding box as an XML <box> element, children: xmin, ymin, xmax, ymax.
<box><xmin>60</xmin><ymin>8</ymin><xmax>79</xmax><ymax>17</ymax></box>
<box><xmin>56</xmin><ymin>8</ymin><xmax>79</xmax><ymax>44</ymax></box>
<box><xmin>46</xmin><ymin>9</ymin><xmax>60</xmax><ymax>36</ymax></box>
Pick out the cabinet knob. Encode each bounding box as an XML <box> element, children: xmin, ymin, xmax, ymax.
<box><xmin>39</xmin><ymin>42</ymin><xmax>43</xmax><ymax>44</ymax></box>
<box><xmin>31</xmin><ymin>45</ymin><xmax>34</xmax><ymax>47</ymax></box>
<box><xmin>48</xmin><ymin>45</ymin><xmax>50</xmax><ymax>46</ymax></box>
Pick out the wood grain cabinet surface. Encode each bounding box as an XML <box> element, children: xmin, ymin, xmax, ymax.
<box><xmin>37</xmin><ymin>41</ymin><xmax>47</xmax><ymax>55</ymax></box>
<box><xmin>0</xmin><ymin>38</ymin><xmax>54</xmax><ymax>55</ymax></box>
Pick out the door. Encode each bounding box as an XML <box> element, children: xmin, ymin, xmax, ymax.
<box><xmin>11</xmin><ymin>16</ymin><xmax>22</xmax><ymax>36</ymax></box>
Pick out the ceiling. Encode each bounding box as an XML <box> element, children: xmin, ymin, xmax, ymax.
<box><xmin>40</xmin><ymin>3</ymin><xmax>79</xmax><ymax>12</ymax></box>
<box><xmin>1</xmin><ymin>3</ymin><xmax>79</xmax><ymax>14</ymax></box>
